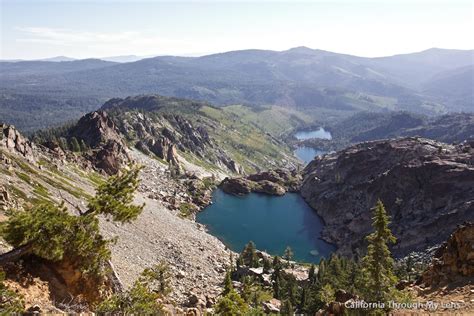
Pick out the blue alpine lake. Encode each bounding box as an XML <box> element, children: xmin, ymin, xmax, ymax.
<box><xmin>196</xmin><ymin>189</ymin><xmax>335</xmax><ymax>263</ymax></box>
<box><xmin>295</xmin><ymin>127</ymin><xmax>332</xmax><ymax>140</ymax></box>
<box><xmin>294</xmin><ymin>147</ymin><xmax>326</xmax><ymax>165</ymax></box>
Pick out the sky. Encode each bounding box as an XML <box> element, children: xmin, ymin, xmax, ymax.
<box><xmin>0</xmin><ymin>0</ymin><xmax>473</xmax><ymax>60</ymax></box>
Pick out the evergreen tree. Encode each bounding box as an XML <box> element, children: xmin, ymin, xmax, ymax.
<box><xmin>1</xmin><ymin>165</ymin><xmax>144</xmax><ymax>276</ymax></box>
<box><xmin>229</xmin><ymin>252</ymin><xmax>234</xmax><ymax>272</ymax></box>
<box><xmin>236</xmin><ymin>256</ymin><xmax>243</xmax><ymax>270</ymax></box>
<box><xmin>299</xmin><ymin>286</ymin><xmax>309</xmax><ymax>313</ymax></box>
<box><xmin>280</xmin><ymin>299</ymin><xmax>294</xmax><ymax>316</ymax></box>
<box><xmin>273</xmin><ymin>275</ymin><xmax>281</xmax><ymax>299</ymax></box>
<box><xmin>215</xmin><ymin>290</ymin><xmax>248</xmax><ymax>315</ymax></box>
<box><xmin>223</xmin><ymin>269</ymin><xmax>233</xmax><ymax>295</ymax></box>
<box><xmin>241</xmin><ymin>241</ymin><xmax>259</xmax><ymax>268</ymax></box>
<box><xmin>58</xmin><ymin>137</ymin><xmax>69</xmax><ymax>151</ymax></box>
<box><xmin>308</xmin><ymin>264</ymin><xmax>316</xmax><ymax>282</ymax></box>
<box><xmin>262</xmin><ymin>256</ymin><xmax>272</xmax><ymax>273</ymax></box>
<box><xmin>70</xmin><ymin>137</ymin><xmax>81</xmax><ymax>152</ymax></box>
<box><xmin>272</xmin><ymin>255</ymin><xmax>282</xmax><ymax>271</ymax></box>
<box><xmin>318</xmin><ymin>283</ymin><xmax>335</xmax><ymax>306</ymax></box>
<box><xmin>80</xmin><ymin>139</ymin><xmax>89</xmax><ymax>152</ymax></box>
<box><xmin>283</xmin><ymin>246</ymin><xmax>294</xmax><ymax>266</ymax></box>
<box><xmin>360</xmin><ymin>200</ymin><xmax>398</xmax><ymax>303</ymax></box>
<box><xmin>96</xmin><ymin>263</ymin><xmax>170</xmax><ymax>314</ymax></box>
<box><xmin>86</xmin><ymin>166</ymin><xmax>144</xmax><ymax>222</ymax></box>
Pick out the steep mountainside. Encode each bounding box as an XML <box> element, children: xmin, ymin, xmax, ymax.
<box><xmin>1</xmin><ymin>47</ymin><xmax>472</xmax><ymax>131</ymax></box>
<box><xmin>0</xmin><ymin>122</ymin><xmax>232</xmax><ymax>310</ymax></box>
<box><xmin>300</xmin><ymin>137</ymin><xmax>474</xmax><ymax>258</ymax></box>
<box><xmin>34</xmin><ymin>95</ymin><xmax>299</xmax><ymax>176</ymax></box>
<box><xmin>423</xmin><ymin>65</ymin><xmax>474</xmax><ymax>111</ymax></box>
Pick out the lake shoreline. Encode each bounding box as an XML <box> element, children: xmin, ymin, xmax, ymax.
<box><xmin>196</xmin><ymin>188</ymin><xmax>335</xmax><ymax>263</ymax></box>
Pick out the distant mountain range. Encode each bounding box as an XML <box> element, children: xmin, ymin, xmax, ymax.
<box><xmin>1</xmin><ymin>54</ymin><xmax>154</xmax><ymax>63</ymax></box>
<box><xmin>1</xmin><ymin>47</ymin><xmax>473</xmax><ymax>132</ymax></box>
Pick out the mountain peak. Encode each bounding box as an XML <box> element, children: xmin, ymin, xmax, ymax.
<box><xmin>286</xmin><ymin>46</ymin><xmax>314</xmax><ymax>53</ymax></box>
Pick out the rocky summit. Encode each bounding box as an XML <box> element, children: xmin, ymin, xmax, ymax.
<box><xmin>301</xmin><ymin>137</ymin><xmax>474</xmax><ymax>258</ymax></box>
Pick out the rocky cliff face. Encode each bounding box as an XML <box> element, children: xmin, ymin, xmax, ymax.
<box><xmin>301</xmin><ymin>137</ymin><xmax>474</xmax><ymax>257</ymax></box>
<box><xmin>1</xmin><ymin>124</ymin><xmax>35</xmax><ymax>161</ymax></box>
<box><xmin>420</xmin><ymin>222</ymin><xmax>474</xmax><ymax>287</ymax></box>
<box><xmin>110</xmin><ymin>110</ymin><xmax>243</xmax><ymax>174</ymax></box>
<box><xmin>68</xmin><ymin>111</ymin><xmax>130</xmax><ymax>175</ymax></box>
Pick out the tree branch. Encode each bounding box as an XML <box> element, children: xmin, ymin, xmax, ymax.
<box><xmin>106</xmin><ymin>260</ymin><xmax>124</xmax><ymax>293</ymax></box>
<box><xmin>0</xmin><ymin>243</ymin><xmax>33</xmax><ymax>266</ymax></box>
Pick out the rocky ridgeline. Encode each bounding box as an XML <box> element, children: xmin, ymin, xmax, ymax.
<box><xmin>109</xmin><ymin>110</ymin><xmax>244</xmax><ymax>175</ymax></box>
<box><xmin>220</xmin><ymin>169</ymin><xmax>302</xmax><ymax>196</ymax></box>
<box><xmin>69</xmin><ymin>111</ymin><xmax>131</xmax><ymax>175</ymax></box>
<box><xmin>301</xmin><ymin>137</ymin><xmax>474</xmax><ymax>258</ymax></box>
<box><xmin>1</xmin><ymin>124</ymin><xmax>35</xmax><ymax>161</ymax></box>
<box><xmin>420</xmin><ymin>222</ymin><xmax>474</xmax><ymax>287</ymax></box>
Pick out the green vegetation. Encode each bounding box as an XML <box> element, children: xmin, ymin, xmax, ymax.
<box><xmin>358</xmin><ymin>200</ymin><xmax>399</xmax><ymax>304</ymax></box>
<box><xmin>215</xmin><ymin>289</ymin><xmax>248</xmax><ymax>315</ymax></box>
<box><xmin>1</xmin><ymin>166</ymin><xmax>144</xmax><ymax>277</ymax></box>
<box><xmin>0</xmin><ymin>270</ymin><xmax>24</xmax><ymax>314</ymax></box>
<box><xmin>178</xmin><ymin>202</ymin><xmax>196</xmax><ymax>219</ymax></box>
<box><xmin>226</xmin><ymin>200</ymin><xmax>407</xmax><ymax>314</ymax></box>
<box><xmin>14</xmin><ymin>171</ymin><xmax>31</xmax><ymax>184</ymax></box>
<box><xmin>96</xmin><ymin>262</ymin><xmax>170</xmax><ymax>314</ymax></box>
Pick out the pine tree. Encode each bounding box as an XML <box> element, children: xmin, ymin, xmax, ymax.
<box><xmin>263</xmin><ymin>256</ymin><xmax>272</xmax><ymax>273</ymax></box>
<box><xmin>229</xmin><ymin>252</ymin><xmax>235</xmax><ymax>272</ymax></box>
<box><xmin>223</xmin><ymin>269</ymin><xmax>233</xmax><ymax>295</ymax></box>
<box><xmin>308</xmin><ymin>264</ymin><xmax>316</xmax><ymax>282</ymax></box>
<box><xmin>58</xmin><ymin>137</ymin><xmax>69</xmax><ymax>151</ymax></box>
<box><xmin>273</xmin><ymin>275</ymin><xmax>281</xmax><ymax>299</ymax></box>
<box><xmin>70</xmin><ymin>137</ymin><xmax>81</xmax><ymax>152</ymax></box>
<box><xmin>272</xmin><ymin>255</ymin><xmax>282</xmax><ymax>271</ymax></box>
<box><xmin>236</xmin><ymin>256</ymin><xmax>243</xmax><ymax>270</ymax></box>
<box><xmin>80</xmin><ymin>139</ymin><xmax>89</xmax><ymax>152</ymax></box>
<box><xmin>215</xmin><ymin>290</ymin><xmax>248</xmax><ymax>315</ymax></box>
<box><xmin>1</xmin><ymin>165</ymin><xmax>144</xmax><ymax>276</ymax></box>
<box><xmin>241</xmin><ymin>241</ymin><xmax>259</xmax><ymax>268</ymax></box>
<box><xmin>280</xmin><ymin>299</ymin><xmax>294</xmax><ymax>316</ymax></box>
<box><xmin>283</xmin><ymin>246</ymin><xmax>294</xmax><ymax>266</ymax></box>
<box><xmin>360</xmin><ymin>200</ymin><xmax>398</xmax><ymax>303</ymax></box>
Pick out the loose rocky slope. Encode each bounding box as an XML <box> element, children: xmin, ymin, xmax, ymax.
<box><xmin>0</xmin><ymin>122</ymin><xmax>232</xmax><ymax>311</ymax></box>
<box><xmin>301</xmin><ymin>137</ymin><xmax>474</xmax><ymax>258</ymax></box>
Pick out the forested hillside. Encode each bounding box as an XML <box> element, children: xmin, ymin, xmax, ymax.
<box><xmin>1</xmin><ymin>47</ymin><xmax>472</xmax><ymax>132</ymax></box>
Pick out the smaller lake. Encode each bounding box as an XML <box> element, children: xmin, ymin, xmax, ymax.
<box><xmin>295</xmin><ymin>127</ymin><xmax>332</xmax><ymax>140</ymax></box>
<box><xmin>294</xmin><ymin>147</ymin><xmax>326</xmax><ymax>165</ymax></box>
<box><xmin>197</xmin><ymin>189</ymin><xmax>334</xmax><ymax>263</ymax></box>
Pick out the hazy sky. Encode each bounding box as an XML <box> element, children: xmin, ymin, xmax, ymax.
<box><xmin>1</xmin><ymin>0</ymin><xmax>473</xmax><ymax>60</ymax></box>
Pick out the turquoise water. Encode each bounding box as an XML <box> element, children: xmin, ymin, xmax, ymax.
<box><xmin>295</xmin><ymin>127</ymin><xmax>332</xmax><ymax>140</ymax></box>
<box><xmin>294</xmin><ymin>147</ymin><xmax>326</xmax><ymax>165</ymax></box>
<box><xmin>196</xmin><ymin>189</ymin><xmax>335</xmax><ymax>263</ymax></box>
